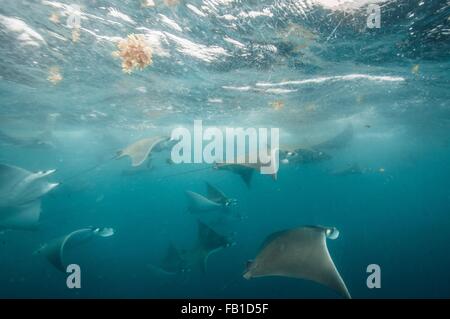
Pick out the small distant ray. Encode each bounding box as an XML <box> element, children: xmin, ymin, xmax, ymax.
<box><xmin>159</xmin><ymin>242</ymin><xmax>189</xmax><ymax>275</ymax></box>
<box><xmin>62</xmin><ymin>136</ymin><xmax>173</xmax><ymax>182</ymax></box>
<box><xmin>243</xmin><ymin>225</ymin><xmax>351</xmax><ymax>299</ymax></box>
<box><xmin>154</xmin><ymin>221</ymin><xmax>233</xmax><ymax>276</ymax></box>
<box><xmin>190</xmin><ymin>221</ymin><xmax>234</xmax><ymax>273</ymax></box>
<box><xmin>197</xmin><ymin>220</ymin><xmax>232</xmax><ymax>255</ymax></box>
<box><xmin>279</xmin><ymin>125</ymin><xmax>353</xmax><ymax>166</ymax></box>
<box><xmin>279</xmin><ymin>147</ymin><xmax>331</xmax><ymax>165</ymax></box>
<box><xmin>186</xmin><ymin>182</ymin><xmax>239</xmax><ymax>235</ymax></box>
<box><xmin>186</xmin><ymin>182</ymin><xmax>236</xmax><ymax>212</ymax></box>
<box><xmin>34</xmin><ymin>227</ymin><xmax>115</xmax><ymax>272</ymax></box>
<box><xmin>0</xmin><ymin>129</ymin><xmax>54</xmax><ymax>149</ymax></box>
<box><xmin>186</xmin><ymin>190</ymin><xmax>223</xmax><ymax>212</ymax></box>
<box><xmin>205</xmin><ymin>182</ymin><xmax>236</xmax><ymax>207</ymax></box>
<box><xmin>214</xmin><ymin>157</ymin><xmax>277</xmax><ymax>188</ymax></box>
<box><xmin>330</xmin><ymin>163</ymin><xmax>364</xmax><ymax>176</ymax></box>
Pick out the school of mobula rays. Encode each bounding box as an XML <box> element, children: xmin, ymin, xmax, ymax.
<box><xmin>0</xmin><ymin>124</ymin><xmax>355</xmax><ymax>298</ymax></box>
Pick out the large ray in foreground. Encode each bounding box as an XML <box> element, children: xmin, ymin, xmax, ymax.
<box><xmin>244</xmin><ymin>225</ymin><xmax>351</xmax><ymax>299</ymax></box>
<box><xmin>0</xmin><ymin>163</ymin><xmax>58</xmax><ymax>230</ymax></box>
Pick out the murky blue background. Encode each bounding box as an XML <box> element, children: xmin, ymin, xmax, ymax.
<box><xmin>0</xmin><ymin>0</ymin><xmax>449</xmax><ymax>298</ymax></box>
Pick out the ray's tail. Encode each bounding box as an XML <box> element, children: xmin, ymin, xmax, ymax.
<box><xmin>60</xmin><ymin>154</ymin><xmax>120</xmax><ymax>184</ymax></box>
<box><xmin>62</xmin><ymin>156</ymin><xmax>212</xmax><ymax>184</ymax></box>
<box><xmin>156</xmin><ymin>166</ymin><xmax>212</xmax><ymax>180</ymax></box>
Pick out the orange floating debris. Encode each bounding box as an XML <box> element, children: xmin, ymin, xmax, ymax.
<box><xmin>164</xmin><ymin>0</ymin><xmax>180</xmax><ymax>6</ymax></box>
<box><xmin>270</xmin><ymin>100</ymin><xmax>284</xmax><ymax>111</ymax></box>
<box><xmin>49</xmin><ymin>13</ymin><xmax>60</xmax><ymax>24</ymax></box>
<box><xmin>48</xmin><ymin>67</ymin><xmax>62</xmax><ymax>85</ymax></box>
<box><xmin>141</xmin><ymin>0</ymin><xmax>156</xmax><ymax>7</ymax></box>
<box><xmin>356</xmin><ymin>95</ymin><xmax>363</xmax><ymax>104</ymax></box>
<box><xmin>72</xmin><ymin>28</ymin><xmax>80</xmax><ymax>42</ymax></box>
<box><xmin>113</xmin><ymin>34</ymin><xmax>153</xmax><ymax>74</ymax></box>
<box><xmin>305</xmin><ymin>103</ymin><xmax>317</xmax><ymax>112</ymax></box>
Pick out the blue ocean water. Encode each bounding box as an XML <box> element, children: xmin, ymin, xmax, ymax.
<box><xmin>0</xmin><ymin>0</ymin><xmax>449</xmax><ymax>298</ymax></box>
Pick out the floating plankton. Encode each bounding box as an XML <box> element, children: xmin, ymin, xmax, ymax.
<box><xmin>113</xmin><ymin>34</ymin><xmax>153</xmax><ymax>74</ymax></box>
<box><xmin>356</xmin><ymin>95</ymin><xmax>364</xmax><ymax>104</ymax></box>
<box><xmin>270</xmin><ymin>100</ymin><xmax>284</xmax><ymax>111</ymax></box>
<box><xmin>141</xmin><ymin>0</ymin><xmax>156</xmax><ymax>7</ymax></box>
<box><xmin>305</xmin><ymin>103</ymin><xmax>317</xmax><ymax>113</ymax></box>
<box><xmin>72</xmin><ymin>28</ymin><xmax>80</xmax><ymax>42</ymax></box>
<box><xmin>164</xmin><ymin>0</ymin><xmax>180</xmax><ymax>6</ymax></box>
<box><xmin>48</xmin><ymin>67</ymin><xmax>63</xmax><ymax>85</ymax></box>
<box><xmin>49</xmin><ymin>13</ymin><xmax>60</xmax><ymax>24</ymax></box>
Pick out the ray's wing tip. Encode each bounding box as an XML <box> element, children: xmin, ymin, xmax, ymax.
<box><xmin>243</xmin><ymin>272</ymin><xmax>252</xmax><ymax>280</ymax></box>
<box><xmin>95</xmin><ymin>227</ymin><xmax>115</xmax><ymax>237</ymax></box>
<box><xmin>131</xmin><ymin>158</ymin><xmax>145</xmax><ymax>167</ymax></box>
<box><xmin>39</xmin><ymin>169</ymin><xmax>56</xmax><ymax>176</ymax></box>
<box><xmin>49</xmin><ymin>182</ymin><xmax>60</xmax><ymax>190</ymax></box>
